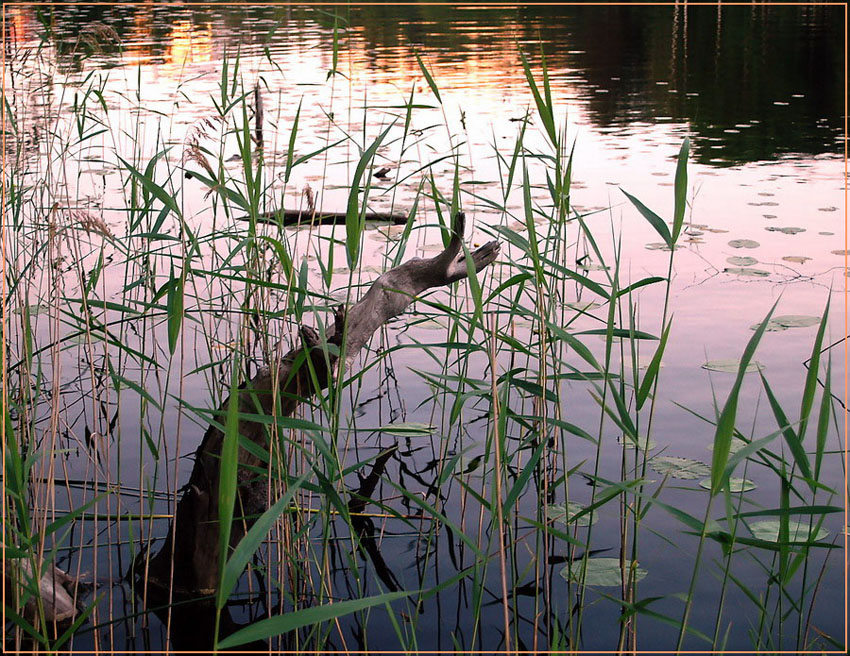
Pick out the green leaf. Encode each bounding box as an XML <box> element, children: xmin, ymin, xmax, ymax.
<box><xmin>760</xmin><ymin>372</ymin><xmax>813</xmax><ymax>489</ymax></box>
<box><xmin>709</xmin><ymin>302</ymin><xmax>776</xmax><ymax>495</ymax></box>
<box><xmin>672</xmin><ymin>137</ymin><xmax>690</xmax><ymax>244</ymax></box>
<box><xmin>109</xmin><ymin>372</ymin><xmax>161</xmax><ymax>411</ymax></box>
<box><xmin>650</xmin><ymin>456</ymin><xmax>710</xmax><ymax>480</ymax></box>
<box><xmin>217</xmin><ymin>590</ymin><xmax>415</xmax><ymax>649</ymax></box>
<box><xmin>574</xmin><ymin>328</ymin><xmax>658</xmax><ymax>340</ymax></box>
<box><xmin>560</xmin><ymin>557</ymin><xmax>647</xmax><ymax>587</ymax></box>
<box><xmin>166</xmin><ymin>266</ymin><xmax>184</xmax><ymax>356</ymax></box>
<box><xmin>118</xmin><ymin>153</ymin><xmax>181</xmax><ymax>219</ymax></box>
<box><xmin>814</xmin><ymin>357</ymin><xmax>832</xmax><ymax>479</ymax></box>
<box><xmin>747</xmin><ymin>520</ymin><xmax>828</xmax><ymax>544</ymax></box>
<box><xmin>798</xmin><ymin>299</ymin><xmax>830</xmax><ymax>440</ymax></box>
<box><xmin>284</xmin><ymin>98</ymin><xmax>302</xmax><ymax>183</ymax></box>
<box><xmin>622</xmin><ymin>189</ymin><xmax>671</xmax><ymax>247</ymax></box>
<box><xmin>346</xmin><ymin>122</ymin><xmax>395</xmax><ymax>267</ymax></box>
<box><xmin>637</xmin><ymin>321</ymin><xmax>671</xmax><ymax>409</ymax></box>
<box><xmin>414</xmin><ymin>52</ymin><xmax>442</xmax><ymax>104</ymax></box>
<box><xmin>504</xmin><ymin>439</ymin><xmax>546</xmax><ymax>510</ymax></box>
<box><xmin>519</xmin><ymin>48</ymin><xmax>557</xmax><ymax>147</ymax></box>
<box><xmin>376</xmin><ymin>422</ymin><xmax>435</xmax><ymax>436</ymax></box>
<box><xmin>219</xmin><ymin>470</ymin><xmax>312</xmax><ymax>604</ymax></box>
<box><xmin>216</xmin><ymin>366</ymin><xmax>242</xmax><ymax>606</ymax></box>
<box><xmin>545</xmin><ymin>501</ymin><xmax>598</xmax><ymax>527</ymax></box>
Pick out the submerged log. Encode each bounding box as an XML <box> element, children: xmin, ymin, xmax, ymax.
<box><xmin>142</xmin><ymin>212</ymin><xmax>499</xmax><ymax>595</ymax></box>
<box><xmin>242</xmin><ymin>208</ymin><xmax>409</xmax><ymax>226</ymax></box>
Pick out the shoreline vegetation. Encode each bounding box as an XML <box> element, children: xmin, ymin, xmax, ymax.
<box><xmin>3</xmin><ymin>8</ymin><xmax>844</xmax><ymax>654</ymax></box>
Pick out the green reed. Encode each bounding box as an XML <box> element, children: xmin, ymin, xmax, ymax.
<box><xmin>2</xmin><ymin>14</ymin><xmax>843</xmax><ymax>655</ymax></box>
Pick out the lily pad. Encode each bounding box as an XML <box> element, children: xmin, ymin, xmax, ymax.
<box><xmin>564</xmin><ymin>301</ymin><xmax>601</xmax><ymax>312</ymax></box>
<box><xmin>702</xmin><ymin>359</ymin><xmax>764</xmax><ymax>374</ymax></box>
<box><xmin>617</xmin><ymin>435</ymin><xmax>656</xmax><ymax>451</ymax></box>
<box><xmin>748</xmin><ymin>520</ymin><xmax>828</xmax><ymax>543</ymax></box>
<box><xmin>415</xmin><ymin>318</ymin><xmax>447</xmax><ymax>330</ymax></box>
<box><xmin>559</xmin><ymin>558</ymin><xmax>647</xmax><ymax>587</ymax></box>
<box><xmin>13</xmin><ymin>303</ymin><xmax>49</xmax><ymax>315</ymax></box>
<box><xmin>625</xmin><ymin>355</ymin><xmax>662</xmax><ymax>371</ymax></box>
<box><xmin>545</xmin><ymin>502</ymin><xmax>598</xmax><ymax>527</ymax></box>
<box><xmin>650</xmin><ymin>456</ymin><xmax>711</xmax><ymax>480</ymax></box>
<box><xmin>577</xmin><ymin>262</ymin><xmax>610</xmax><ymax>271</ymax></box>
<box><xmin>699</xmin><ymin>477</ymin><xmax>755</xmax><ymax>492</ymax></box>
<box><xmin>378</xmin><ymin>422</ymin><xmax>435</xmax><ymax>436</ymax></box>
<box><xmin>82</xmin><ymin>167</ymin><xmax>117</xmax><ymax>176</ymax></box>
<box><xmin>371</xmin><ymin>226</ymin><xmax>404</xmax><ymax>241</ymax></box>
<box><xmin>781</xmin><ymin>256</ymin><xmax>811</xmax><ymax>264</ymax></box>
<box><xmin>765</xmin><ymin>226</ymin><xmax>805</xmax><ymax>235</ymax></box>
<box><xmin>750</xmin><ymin>320</ymin><xmax>788</xmax><ymax>332</ymax></box>
<box><xmin>772</xmin><ymin>315</ymin><xmax>820</xmax><ymax>328</ymax></box>
<box><xmin>706</xmin><ymin>436</ymin><xmax>749</xmax><ymax>454</ymax></box>
<box><xmin>645</xmin><ymin>242</ymin><xmax>680</xmax><ymax>251</ymax></box>
<box><xmin>724</xmin><ymin>267</ymin><xmax>770</xmax><ymax>277</ymax></box>
<box><xmin>728</xmin><ymin>239</ymin><xmax>760</xmax><ymax>249</ymax></box>
<box><xmin>726</xmin><ymin>256</ymin><xmax>758</xmax><ymax>266</ymax></box>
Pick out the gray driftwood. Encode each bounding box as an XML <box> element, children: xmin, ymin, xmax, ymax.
<box><xmin>142</xmin><ymin>212</ymin><xmax>499</xmax><ymax>594</ymax></box>
<box><xmin>4</xmin><ymin>560</ymin><xmax>79</xmax><ymax>624</ymax></box>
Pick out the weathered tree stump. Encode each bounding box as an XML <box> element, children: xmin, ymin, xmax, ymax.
<box><xmin>141</xmin><ymin>212</ymin><xmax>499</xmax><ymax>595</ymax></box>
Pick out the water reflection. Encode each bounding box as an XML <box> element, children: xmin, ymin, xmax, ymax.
<box><xmin>5</xmin><ymin>3</ymin><xmax>844</xmax><ymax>653</ymax></box>
<box><xmin>9</xmin><ymin>3</ymin><xmax>842</xmax><ymax>164</ymax></box>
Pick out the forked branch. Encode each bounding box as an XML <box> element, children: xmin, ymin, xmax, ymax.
<box><xmin>142</xmin><ymin>212</ymin><xmax>499</xmax><ymax>594</ymax></box>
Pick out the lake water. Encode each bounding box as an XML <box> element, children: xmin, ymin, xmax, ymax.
<box><xmin>4</xmin><ymin>3</ymin><xmax>845</xmax><ymax>653</ymax></box>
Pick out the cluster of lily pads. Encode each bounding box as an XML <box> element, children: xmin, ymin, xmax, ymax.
<box><xmin>644</xmin><ymin>207</ymin><xmax>831</xmax><ymax>281</ymax></box>
<box><xmin>544</xmin><ymin>421</ymin><xmax>832</xmax><ymax>588</ymax></box>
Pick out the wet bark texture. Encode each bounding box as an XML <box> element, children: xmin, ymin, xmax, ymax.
<box><xmin>142</xmin><ymin>212</ymin><xmax>499</xmax><ymax>595</ymax></box>
<box><xmin>244</xmin><ymin>208</ymin><xmax>409</xmax><ymax>227</ymax></box>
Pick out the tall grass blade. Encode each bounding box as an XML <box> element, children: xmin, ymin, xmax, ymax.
<box><xmin>345</xmin><ymin>122</ymin><xmax>395</xmax><ymax>267</ymax></box>
<box><xmin>637</xmin><ymin>321</ymin><xmax>672</xmax><ymax>409</ymax></box>
<box><xmin>709</xmin><ymin>302</ymin><xmax>776</xmax><ymax>495</ymax></box>
<box><xmin>219</xmin><ymin>469</ymin><xmax>312</xmax><ymax>605</ymax></box>
<box><xmin>518</xmin><ymin>48</ymin><xmax>557</xmax><ymax>147</ymax></box>
<box><xmin>798</xmin><ymin>298</ymin><xmax>830</xmax><ymax>440</ymax></box>
<box><xmin>217</xmin><ymin>590</ymin><xmax>415</xmax><ymax>649</ymax></box>
<box><xmin>621</xmin><ymin>189</ymin><xmax>672</xmax><ymax>247</ymax></box>
<box><xmin>760</xmin><ymin>373</ymin><xmax>814</xmax><ymax>489</ymax></box>
<box><xmin>672</xmin><ymin>137</ymin><xmax>690</xmax><ymax>243</ymax></box>
<box><xmin>415</xmin><ymin>52</ymin><xmax>442</xmax><ymax>104</ymax></box>
<box><xmin>216</xmin><ymin>363</ymin><xmax>243</xmax><ymax>608</ymax></box>
<box><xmin>166</xmin><ymin>265</ymin><xmax>184</xmax><ymax>356</ymax></box>
<box><xmin>813</xmin><ymin>358</ymin><xmax>832</xmax><ymax>479</ymax></box>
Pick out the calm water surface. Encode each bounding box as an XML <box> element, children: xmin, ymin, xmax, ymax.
<box><xmin>4</xmin><ymin>3</ymin><xmax>845</xmax><ymax>652</ymax></box>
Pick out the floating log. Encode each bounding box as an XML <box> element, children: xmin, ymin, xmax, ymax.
<box><xmin>242</xmin><ymin>209</ymin><xmax>409</xmax><ymax>227</ymax></box>
<box><xmin>141</xmin><ymin>212</ymin><xmax>499</xmax><ymax>595</ymax></box>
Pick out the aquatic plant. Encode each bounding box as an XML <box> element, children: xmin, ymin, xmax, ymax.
<box><xmin>2</xmin><ymin>9</ymin><xmax>843</xmax><ymax>654</ymax></box>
